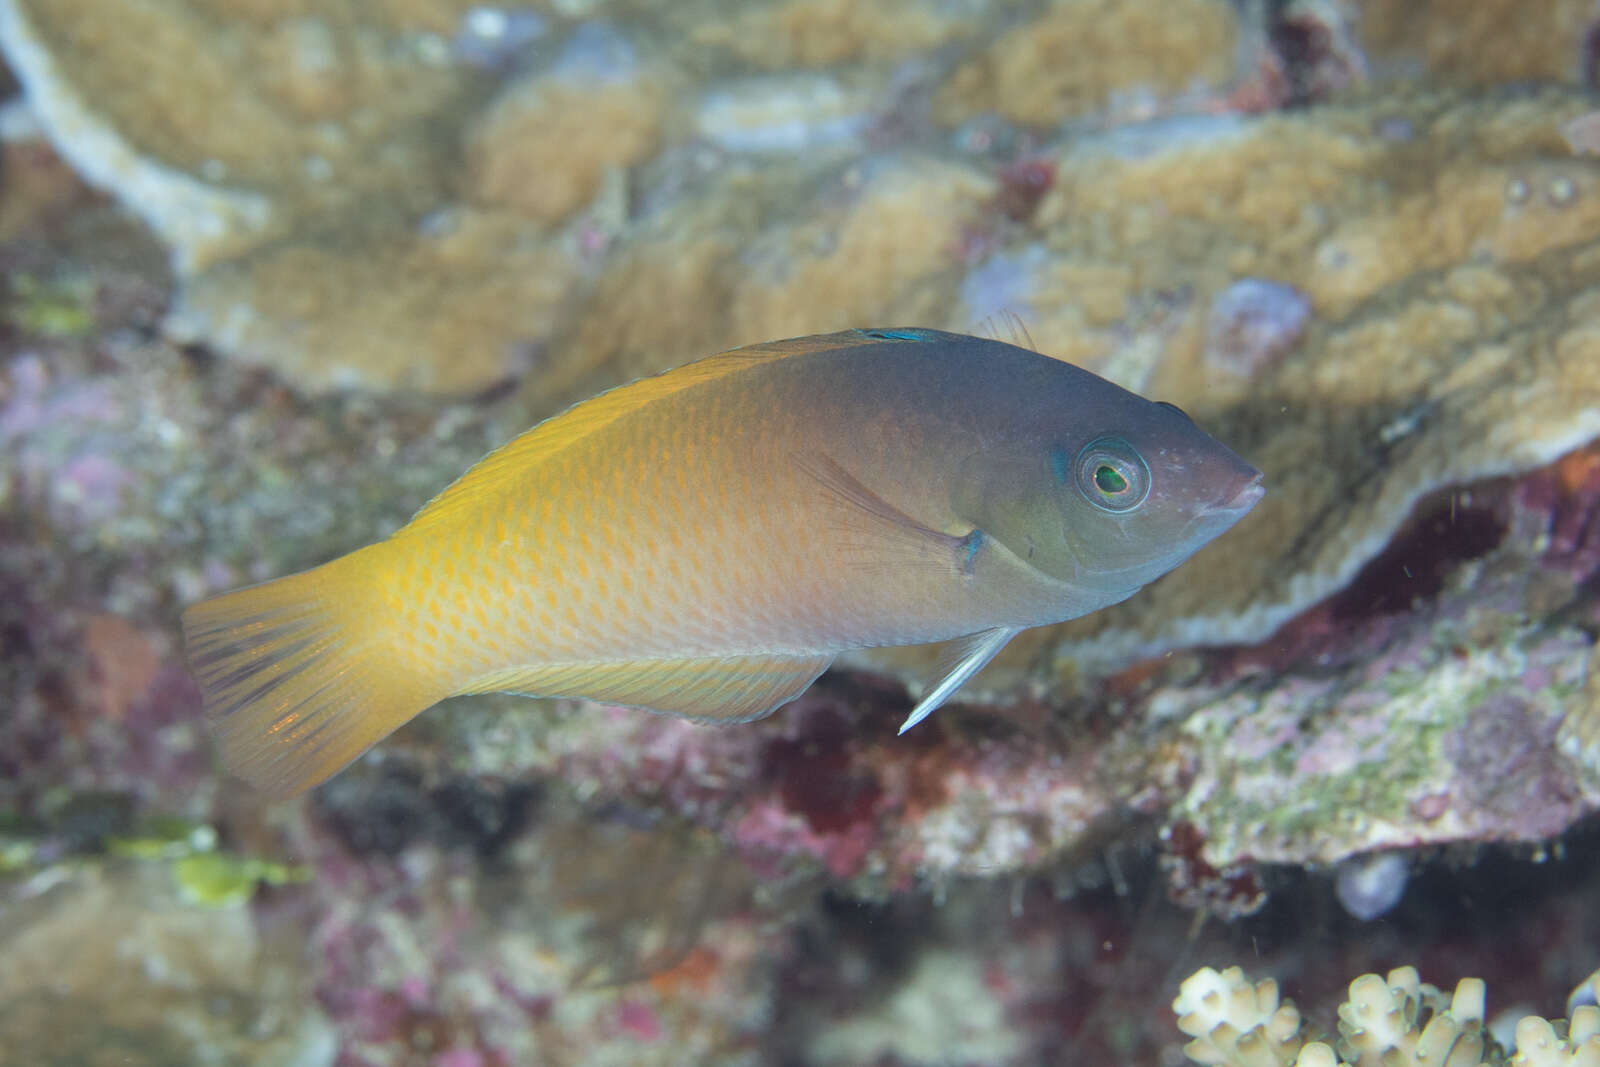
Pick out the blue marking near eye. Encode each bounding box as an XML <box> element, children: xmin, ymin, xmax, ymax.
<box><xmin>1049</xmin><ymin>447</ymin><xmax>1071</xmax><ymax>485</ymax></box>
<box><xmin>859</xmin><ymin>328</ymin><xmax>926</xmax><ymax>341</ymax></box>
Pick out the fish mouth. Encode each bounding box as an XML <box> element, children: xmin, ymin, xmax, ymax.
<box><xmin>1208</xmin><ymin>469</ymin><xmax>1266</xmax><ymax>516</ymax></box>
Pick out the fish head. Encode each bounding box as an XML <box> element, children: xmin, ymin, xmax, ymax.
<box><xmin>966</xmin><ymin>398</ymin><xmax>1263</xmax><ymax>598</ymax></box>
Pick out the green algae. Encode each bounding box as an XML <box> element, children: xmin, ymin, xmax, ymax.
<box><xmin>0</xmin><ymin>825</ymin><xmax>36</xmax><ymax>874</ymax></box>
<box><xmin>172</xmin><ymin>852</ymin><xmax>307</xmax><ymax>907</ymax></box>
<box><xmin>0</xmin><ymin>802</ymin><xmax>302</xmax><ymax>907</ymax></box>
<box><xmin>7</xmin><ymin>272</ymin><xmax>94</xmax><ymax>339</ymax></box>
<box><xmin>1175</xmin><ymin>619</ymin><xmax>1596</xmax><ymax>868</ymax></box>
<box><xmin>105</xmin><ymin>815</ymin><xmax>217</xmax><ymax>860</ymax></box>
<box><xmin>110</xmin><ymin>815</ymin><xmax>307</xmax><ymax>906</ymax></box>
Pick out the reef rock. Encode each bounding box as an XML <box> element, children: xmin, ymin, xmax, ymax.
<box><xmin>855</xmin><ymin>86</ymin><xmax>1600</xmax><ymax>698</ymax></box>
<box><xmin>0</xmin><ymin>0</ymin><xmax>1255</xmax><ymax>396</ymax></box>
<box><xmin>0</xmin><ymin>863</ymin><xmax>334</xmax><ymax>1066</ymax></box>
<box><xmin>0</xmin><ymin>0</ymin><xmax>601</xmax><ymax>393</ymax></box>
<box><xmin>933</xmin><ymin>0</ymin><xmax>1241</xmax><ymax>126</ymax></box>
<box><xmin>0</xmin><ymin>0</ymin><xmax>481</xmax><ymax>272</ymax></box>
<box><xmin>1355</xmin><ymin>0</ymin><xmax>1596</xmax><ymax>87</ymax></box>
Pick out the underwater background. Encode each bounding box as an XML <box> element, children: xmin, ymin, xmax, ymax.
<box><xmin>2</xmin><ymin>0</ymin><xmax>1600</xmax><ymax>1063</ymax></box>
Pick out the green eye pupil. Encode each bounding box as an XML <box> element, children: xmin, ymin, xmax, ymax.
<box><xmin>1073</xmin><ymin>436</ymin><xmax>1149</xmax><ymax>513</ymax></box>
<box><xmin>1094</xmin><ymin>465</ymin><xmax>1129</xmax><ymax>494</ymax></box>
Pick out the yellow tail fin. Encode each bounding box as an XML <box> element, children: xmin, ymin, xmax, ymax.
<box><xmin>181</xmin><ymin>545</ymin><xmax>442</xmax><ymax>799</ymax></box>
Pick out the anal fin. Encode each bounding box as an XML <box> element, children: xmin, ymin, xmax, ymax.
<box><xmin>897</xmin><ymin>626</ymin><xmax>1021</xmax><ymax>734</ymax></box>
<box><xmin>460</xmin><ymin>651</ymin><xmax>833</xmax><ymax>723</ymax></box>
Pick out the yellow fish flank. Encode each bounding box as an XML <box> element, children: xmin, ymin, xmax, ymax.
<box><xmin>183</xmin><ymin>328</ymin><xmax>1263</xmax><ymax>797</ymax></box>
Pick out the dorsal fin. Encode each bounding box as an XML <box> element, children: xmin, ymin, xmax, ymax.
<box><xmin>402</xmin><ymin>330</ymin><xmax>894</xmax><ymax>534</ymax></box>
<box><xmin>974</xmin><ymin>310</ymin><xmax>1037</xmax><ymax>352</ymax></box>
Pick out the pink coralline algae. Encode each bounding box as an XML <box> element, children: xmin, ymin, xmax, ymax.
<box><xmin>732</xmin><ymin>797</ymin><xmax>878</xmax><ymax>882</ymax></box>
<box><xmin>535</xmin><ymin>688</ymin><xmax>1159</xmax><ymax>891</ymax></box>
<box><xmin>50</xmin><ymin>451</ymin><xmax>132</xmax><ymax>525</ymax></box>
<box><xmin>994</xmin><ymin>157</ymin><xmax>1056</xmax><ymax>223</ymax></box>
<box><xmin>615</xmin><ymin>999</ymin><xmax>663</xmax><ymax>1042</ymax></box>
<box><xmin>1</xmin><ymin>352</ymin><xmax>138</xmax><ymax>528</ymax></box>
<box><xmin>737</xmin><ymin>705</ymin><xmax>889</xmax><ymax>879</ymax></box>
<box><xmin>433</xmin><ymin>1049</ymin><xmax>498</xmax><ymax>1067</ymax></box>
<box><xmin>1521</xmin><ymin>444</ymin><xmax>1600</xmax><ymax>565</ymax></box>
<box><xmin>549</xmin><ymin>694</ymin><xmax>947</xmax><ymax>885</ymax></box>
<box><xmin>1203</xmin><ymin>278</ymin><xmax>1312</xmax><ymax>377</ymax></box>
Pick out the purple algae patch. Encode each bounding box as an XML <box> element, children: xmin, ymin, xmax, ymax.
<box><xmin>1204</xmin><ymin>278</ymin><xmax>1312</xmax><ymax>377</ymax></box>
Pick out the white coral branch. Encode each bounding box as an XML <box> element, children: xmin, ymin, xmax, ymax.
<box><xmin>1175</xmin><ymin>965</ymin><xmax>1596</xmax><ymax>1067</ymax></box>
<box><xmin>1174</xmin><ymin>966</ymin><xmax>1306</xmax><ymax>1066</ymax></box>
<box><xmin>1509</xmin><ymin>1006</ymin><xmax>1600</xmax><ymax>1066</ymax></box>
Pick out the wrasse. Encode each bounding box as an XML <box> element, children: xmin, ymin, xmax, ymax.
<box><xmin>183</xmin><ymin>328</ymin><xmax>1263</xmax><ymax>797</ymax></box>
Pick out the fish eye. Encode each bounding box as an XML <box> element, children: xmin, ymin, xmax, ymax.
<box><xmin>1093</xmin><ymin>464</ymin><xmax>1129</xmax><ymax>494</ymax></box>
<box><xmin>1074</xmin><ymin>436</ymin><xmax>1150</xmax><ymax>513</ymax></box>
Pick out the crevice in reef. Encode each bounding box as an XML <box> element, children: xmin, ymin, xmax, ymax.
<box><xmin>1326</xmin><ymin>489</ymin><xmax>1508</xmax><ymax>622</ymax></box>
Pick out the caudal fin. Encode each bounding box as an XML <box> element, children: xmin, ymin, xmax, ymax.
<box><xmin>181</xmin><ymin>545</ymin><xmax>441</xmax><ymax>798</ymax></box>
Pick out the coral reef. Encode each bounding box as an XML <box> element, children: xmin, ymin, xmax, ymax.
<box><xmin>931</xmin><ymin>0</ymin><xmax>1242</xmax><ymax>126</ymax></box>
<box><xmin>1354</xmin><ymin>1</ymin><xmax>1596</xmax><ymax>87</ymax></box>
<box><xmin>0</xmin><ymin>0</ymin><xmax>1250</xmax><ymax>395</ymax></box>
<box><xmin>0</xmin><ymin>0</ymin><xmax>592</xmax><ymax>392</ymax></box>
<box><xmin>4</xmin><ymin>0</ymin><xmax>1600</xmax><ymax>1064</ymax></box>
<box><xmin>463</xmin><ymin>22</ymin><xmax>667</xmax><ymax>224</ymax></box>
<box><xmin>0</xmin><ymin>861</ymin><xmax>335</xmax><ymax>1065</ymax></box>
<box><xmin>1173</xmin><ymin>965</ymin><xmax>1314</xmax><ymax>1066</ymax></box>
<box><xmin>1174</xmin><ymin>964</ymin><xmax>1600</xmax><ymax>1067</ymax></box>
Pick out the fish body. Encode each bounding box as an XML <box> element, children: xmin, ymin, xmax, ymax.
<box><xmin>183</xmin><ymin>328</ymin><xmax>1263</xmax><ymax>796</ymax></box>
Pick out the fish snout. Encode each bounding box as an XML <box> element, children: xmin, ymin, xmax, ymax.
<box><xmin>1215</xmin><ymin>468</ymin><xmax>1265</xmax><ymax>514</ymax></box>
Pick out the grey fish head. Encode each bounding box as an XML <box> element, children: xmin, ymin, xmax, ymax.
<box><xmin>960</xmin><ymin>384</ymin><xmax>1263</xmax><ymax>602</ymax></box>
<box><xmin>1049</xmin><ymin>398</ymin><xmax>1262</xmax><ymax>594</ymax></box>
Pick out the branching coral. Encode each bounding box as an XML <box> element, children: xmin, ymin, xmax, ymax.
<box><xmin>1173</xmin><ymin>966</ymin><xmax>1307</xmax><ymax>1066</ymax></box>
<box><xmin>1174</xmin><ymin>966</ymin><xmax>1600</xmax><ymax>1067</ymax></box>
<box><xmin>1336</xmin><ymin>968</ymin><xmax>1487</xmax><ymax>1066</ymax></box>
<box><xmin>1512</xmin><ymin>1012</ymin><xmax>1600</xmax><ymax>1067</ymax></box>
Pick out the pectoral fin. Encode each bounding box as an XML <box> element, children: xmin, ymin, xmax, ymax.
<box><xmin>460</xmin><ymin>651</ymin><xmax>833</xmax><ymax>723</ymax></box>
<box><xmin>795</xmin><ymin>451</ymin><xmax>979</xmax><ymax>572</ymax></box>
<box><xmin>897</xmin><ymin>626</ymin><xmax>1022</xmax><ymax>734</ymax></box>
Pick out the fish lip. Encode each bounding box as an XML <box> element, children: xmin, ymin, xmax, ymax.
<box><xmin>1209</xmin><ymin>469</ymin><xmax>1266</xmax><ymax>515</ymax></box>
